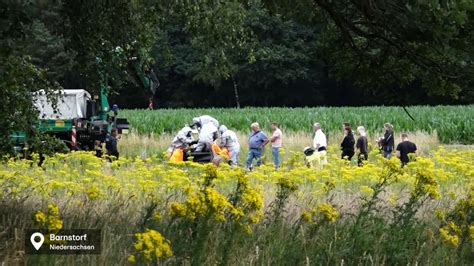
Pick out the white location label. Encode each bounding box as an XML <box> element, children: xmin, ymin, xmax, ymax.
<box><xmin>30</xmin><ymin>232</ymin><xmax>45</xmax><ymax>250</ymax></box>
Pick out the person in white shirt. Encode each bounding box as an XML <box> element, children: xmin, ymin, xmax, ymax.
<box><xmin>168</xmin><ymin>126</ymin><xmax>193</xmax><ymax>153</ymax></box>
<box><xmin>219</xmin><ymin>125</ymin><xmax>241</xmax><ymax>167</ymax></box>
<box><xmin>195</xmin><ymin>123</ymin><xmax>218</xmax><ymax>152</ymax></box>
<box><xmin>313</xmin><ymin>122</ymin><xmax>328</xmax><ymax>164</ymax></box>
<box><xmin>192</xmin><ymin>115</ymin><xmax>219</xmax><ymax>129</ymax></box>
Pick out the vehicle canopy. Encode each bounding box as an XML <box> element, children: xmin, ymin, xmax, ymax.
<box><xmin>35</xmin><ymin>89</ymin><xmax>91</xmax><ymax>120</ymax></box>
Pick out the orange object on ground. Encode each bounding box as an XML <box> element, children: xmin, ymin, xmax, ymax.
<box><xmin>169</xmin><ymin>149</ymin><xmax>184</xmax><ymax>163</ymax></box>
<box><xmin>211</xmin><ymin>144</ymin><xmax>230</xmax><ymax>159</ymax></box>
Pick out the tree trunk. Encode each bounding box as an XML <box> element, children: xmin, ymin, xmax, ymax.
<box><xmin>231</xmin><ymin>76</ymin><xmax>241</xmax><ymax>108</ymax></box>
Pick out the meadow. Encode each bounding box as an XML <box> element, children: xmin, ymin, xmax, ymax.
<box><xmin>0</xmin><ymin>148</ymin><xmax>473</xmax><ymax>265</ymax></box>
<box><xmin>1</xmin><ymin>105</ymin><xmax>473</xmax><ymax>265</ymax></box>
<box><xmin>120</xmin><ymin>105</ymin><xmax>474</xmax><ymax>144</ymax></box>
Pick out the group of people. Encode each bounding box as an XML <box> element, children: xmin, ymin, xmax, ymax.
<box><xmin>167</xmin><ymin>115</ymin><xmax>418</xmax><ymax>169</ymax></box>
<box><xmin>245</xmin><ymin>122</ymin><xmax>283</xmax><ymax>169</ymax></box>
<box><xmin>167</xmin><ymin>115</ymin><xmax>242</xmax><ymax>166</ymax></box>
<box><xmin>306</xmin><ymin>122</ymin><xmax>417</xmax><ymax>168</ymax></box>
<box><xmin>167</xmin><ymin>115</ymin><xmax>283</xmax><ymax>169</ymax></box>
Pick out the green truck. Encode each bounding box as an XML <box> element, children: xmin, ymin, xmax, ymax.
<box><xmin>11</xmin><ymin>58</ymin><xmax>159</xmax><ymax>154</ymax></box>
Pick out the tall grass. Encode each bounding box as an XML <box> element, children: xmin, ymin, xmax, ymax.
<box><xmin>1</xmin><ymin>150</ymin><xmax>473</xmax><ymax>265</ymax></box>
<box><xmin>120</xmin><ymin>105</ymin><xmax>473</xmax><ymax>144</ymax></box>
<box><xmin>118</xmin><ymin>131</ymin><xmax>441</xmax><ymax>159</ymax></box>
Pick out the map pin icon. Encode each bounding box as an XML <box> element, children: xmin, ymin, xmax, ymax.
<box><xmin>30</xmin><ymin>232</ymin><xmax>45</xmax><ymax>250</ymax></box>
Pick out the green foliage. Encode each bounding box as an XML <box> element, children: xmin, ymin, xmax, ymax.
<box><xmin>23</xmin><ymin>8</ymin><xmax>75</xmax><ymax>83</ymax></box>
<box><xmin>0</xmin><ymin>55</ymin><xmax>60</xmax><ymax>156</ymax></box>
<box><xmin>314</xmin><ymin>0</ymin><xmax>474</xmax><ymax>98</ymax></box>
<box><xmin>120</xmin><ymin>106</ymin><xmax>474</xmax><ymax>143</ymax></box>
<box><xmin>0</xmin><ymin>0</ymin><xmax>160</xmax><ymax>155</ymax></box>
<box><xmin>1</xmin><ymin>0</ymin><xmax>473</xmax><ymax>156</ymax></box>
<box><xmin>28</xmin><ymin>134</ymin><xmax>69</xmax><ymax>157</ymax></box>
<box><xmin>185</xmin><ymin>1</ymin><xmax>252</xmax><ymax>85</ymax></box>
<box><xmin>150</xmin><ymin>1</ymin><xmax>325</xmax><ymax>107</ymax></box>
<box><xmin>0</xmin><ymin>1</ymin><xmax>61</xmax><ymax>155</ymax></box>
<box><xmin>61</xmin><ymin>0</ymin><xmax>160</xmax><ymax>92</ymax></box>
<box><xmin>238</xmin><ymin>5</ymin><xmax>321</xmax><ymax>92</ymax></box>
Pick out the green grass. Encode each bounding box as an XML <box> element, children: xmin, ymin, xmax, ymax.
<box><xmin>120</xmin><ymin>106</ymin><xmax>473</xmax><ymax>144</ymax></box>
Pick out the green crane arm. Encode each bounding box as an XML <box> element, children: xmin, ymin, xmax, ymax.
<box><xmin>94</xmin><ymin>45</ymin><xmax>160</xmax><ymax>123</ymax></box>
<box><xmin>130</xmin><ymin>59</ymin><xmax>160</xmax><ymax>96</ymax></box>
<box><xmin>96</xmin><ymin>57</ymin><xmax>110</xmax><ymax>121</ymax></box>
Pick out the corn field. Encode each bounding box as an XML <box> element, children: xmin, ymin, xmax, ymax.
<box><xmin>120</xmin><ymin>105</ymin><xmax>473</xmax><ymax>144</ymax></box>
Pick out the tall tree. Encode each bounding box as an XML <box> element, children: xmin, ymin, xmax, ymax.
<box><xmin>0</xmin><ymin>1</ymin><xmax>60</xmax><ymax>155</ymax></box>
<box><xmin>183</xmin><ymin>1</ymin><xmax>254</xmax><ymax>108</ymax></box>
<box><xmin>61</xmin><ymin>0</ymin><xmax>160</xmax><ymax>93</ymax></box>
<box><xmin>312</xmin><ymin>0</ymin><xmax>474</xmax><ymax>99</ymax></box>
<box><xmin>237</xmin><ymin>4</ymin><xmax>323</xmax><ymax>106</ymax></box>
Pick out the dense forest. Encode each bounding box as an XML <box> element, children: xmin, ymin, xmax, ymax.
<box><xmin>2</xmin><ymin>0</ymin><xmax>473</xmax><ymax>110</ymax></box>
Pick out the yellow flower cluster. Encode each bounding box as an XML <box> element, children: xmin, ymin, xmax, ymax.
<box><xmin>34</xmin><ymin>204</ymin><xmax>63</xmax><ymax>232</ymax></box>
<box><xmin>170</xmin><ymin>185</ymin><xmax>234</xmax><ymax>222</ymax></box>
<box><xmin>406</xmin><ymin>157</ymin><xmax>440</xmax><ymax>199</ymax></box>
<box><xmin>169</xmin><ymin>169</ymin><xmax>265</xmax><ymax>234</ymax></box>
<box><xmin>231</xmin><ymin>174</ymin><xmax>264</xmax><ymax>233</ymax></box>
<box><xmin>439</xmin><ymin>222</ymin><xmax>461</xmax><ymax>247</ymax></box>
<box><xmin>0</xmin><ymin>147</ymin><xmax>472</xmax><ymax>259</ymax></box>
<box><xmin>301</xmin><ymin>203</ymin><xmax>340</xmax><ymax>224</ymax></box>
<box><xmin>131</xmin><ymin>229</ymin><xmax>172</xmax><ymax>262</ymax></box>
<box><xmin>437</xmin><ymin>183</ymin><xmax>474</xmax><ymax>248</ymax></box>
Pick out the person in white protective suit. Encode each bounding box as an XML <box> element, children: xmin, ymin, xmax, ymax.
<box><xmin>192</xmin><ymin>115</ymin><xmax>219</xmax><ymax>129</ymax></box>
<box><xmin>167</xmin><ymin>126</ymin><xmax>194</xmax><ymax>156</ymax></box>
<box><xmin>195</xmin><ymin>122</ymin><xmax>218</xmax><ymax>152</ymax></box>
<box><xmin>219</xmin><ymin>125</ymin><xmax>241</xmax><ymax>167</ymax></box>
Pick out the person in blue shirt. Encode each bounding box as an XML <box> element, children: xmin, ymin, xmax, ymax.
<box><xmin>246</xmin><ymin>122</ymin><xmax>269</xmax><ymax>169</ymax></box>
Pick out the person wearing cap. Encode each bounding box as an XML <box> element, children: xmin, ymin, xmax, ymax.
<box><xmin>246</xmin><ymin>122</ymin><xmax>269</xmax><ymax>169</ymax></box>
<box><xmin>219</xmin><ymin>125</ymin><xmax>240</xmax><ymax>167</ymax></box>
<box><xmin>313</xmin><ymin>122</ymin><xmax>328</xmax><ymax>164</ymax></box>
<box><xmin>167</xmin><ymin>126</ymin><xmax>194</xmax><ymax>157</ymax></box>
<box><xmin>191</xmin><ymin>115</ymin><xmax>219</xmax><ymax>129</ymax></box>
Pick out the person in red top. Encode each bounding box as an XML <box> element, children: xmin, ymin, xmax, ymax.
<box><xmin>148</xmin><ymin>98</ymin><xmax>153</xmax><ymax>110</ymax></box>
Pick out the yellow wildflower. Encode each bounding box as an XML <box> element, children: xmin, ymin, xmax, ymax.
<box><xmin>317</xmin><ymin>203</ymin><xmax>339</xmax><ymax>223</ymax></box>
<box><xmin>133</xmin><ymin>229</ymin><xmax>172</xmax><ymax>261</ymax></box>
<box><xmin>439</xmin><ymin>227</ymin><xmax>459</xmax><ymax>247</ymax></box>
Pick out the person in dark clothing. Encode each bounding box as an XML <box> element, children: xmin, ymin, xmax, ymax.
<box><xmin>94</xmin><ymin>140</ymin><xmax>103</xmax><ymax>158</ymax></box>
<box><xmin>105</xmin><ymin>128</ymin><xmax>120</xmax><ymax>160</ymax></box>
<box><xmin>356</xmin><ymin>126</ymin><xmax>368</xmax><ymax>166</ymax></box>
<box><xmin>378</xmin><ymin>123</ymin><xmax>394</xmax><ymax>158</ymax></box>
<box><xmin>342</xmin><ymin>122</ymin><xmax>351</xmax><ymax>131</ymax></box>
<box><xmin>396</xmin><ymin>133</ymin><xmax>417</xmax><ymax>166</ymax></box>
<box><xmin>341</xmin><ymin>126</ymin><xmax>355</xmax><ymax>160</ymax></box>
